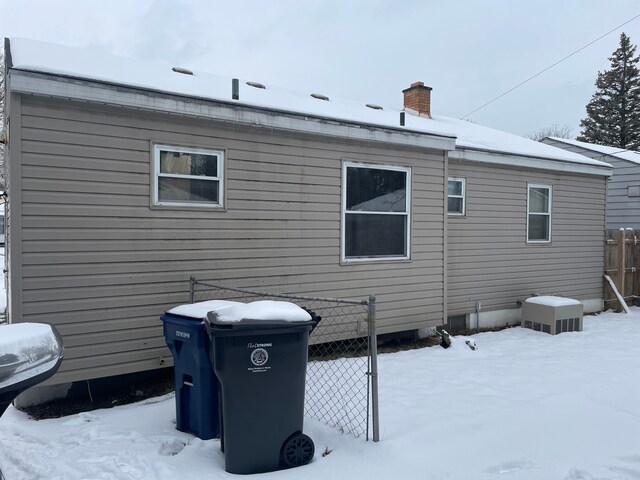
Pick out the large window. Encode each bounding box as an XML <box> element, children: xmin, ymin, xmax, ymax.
<box><xmin>342</xmin><ymin>162</ymin><xmax>411</xmax><ymax>261</ymax></box>
<box><xmin>527</xmin><ymin>184</ymin><xmax>552</xmax><ymax>243</ymax></box>
<box><xmin>153</xmin><ymin>145</ymin><xmax>224</xmax><ymax>207</ymax></box>
<box><xmin>448</xmin><ymin>178</ymin><xmax>465</xmax><ymax>215</ymax></box>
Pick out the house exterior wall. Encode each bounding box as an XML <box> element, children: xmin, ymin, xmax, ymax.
<box><xmin>447</xmin><ymin>157</ymin><xmax>606</xmax><ymax>319</ymax></box>
<box><xmin>541</xmin><ymin>137</ymin><xmax>640</xmax><ymax>229</ymax></box>
<box><xmin>598</xmin><ymin>157</ymin><xmax>640</xmax><ymax>229</ymax></box>
<box><xmin>10</xmin><ymin>93</ymin><xmax>447</xmax><ymax>385</ymax></box>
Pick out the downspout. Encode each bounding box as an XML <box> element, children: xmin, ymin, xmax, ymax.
<box><xmin>604</xmin><ymin>274</ymin><xmax>631</xmax><ymax>314</ymax></box>
<box><xmin>443</xmin><ymin>150</ymin><xmax>448</xmax><ymax>330</ymax></box>
<box><xmin>0</xmin><ymin>38</ymin><xmax>7</xmax><ymax>189</ymax></box>
<box><xmin>0</xmin><ymin>39</ymin><xmax>7</xmax><ymax>324</ymax></box>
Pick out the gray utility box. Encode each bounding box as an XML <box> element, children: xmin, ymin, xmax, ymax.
<box><xmin>521</xmin><ymin>296</ymin><xmax>583</xmax><ymax>335</ymax></box>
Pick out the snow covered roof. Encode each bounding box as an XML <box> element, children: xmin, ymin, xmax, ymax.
<box><xmin>547</xmin><ymin>137</ymin><xmax>640</xmax><ymax>165</ymax></box>
<box><xmin>6</xmin><ymin>38</ymin><xmax>611</xmax><ymax>173</ymax></box>
<box><xmin>351</xmin><ymin>189</ymin><xmax>406</xmax><ymax>212</ymax></box>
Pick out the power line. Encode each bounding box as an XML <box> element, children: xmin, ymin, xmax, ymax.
<box><xmin>461</xmin><ymin>13</ymin><xmax>640</xmax><ymax>119</ymax></box>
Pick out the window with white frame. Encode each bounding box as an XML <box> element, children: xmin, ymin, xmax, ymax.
<box><xmin>153</xmin><ymin>145</ymin><xmax>224</xmax><ymax>207</ymax></box>
<box><xmin>342</xmin><ymin>162</ymin><xmax>411</xmax><ymax>261</ymax></box>
<box><xmin>448</xmin><ymin>178</ymin><xmax>465</xmax><ymax>215</ymax></box>
<box><xmin>527</xmin><ymin>184</ymin><xmax>552</xmax><ymax>243</ymax></box>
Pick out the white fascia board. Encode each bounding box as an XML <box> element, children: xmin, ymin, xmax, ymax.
<box><xmin>10</xmin><ymin>70</ymin><xmax>457</xmax><ymax>152</ymax></box>
<box><xmin>449</xmin><ymin>147</ymin><xmax>613</xmax><ymax>177</ymax></box>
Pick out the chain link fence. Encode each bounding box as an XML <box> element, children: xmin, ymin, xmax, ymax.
<box><xmin>190</xmin><ymin>277</ymin><xmax>379</xmax><ymax>441</ymax></box>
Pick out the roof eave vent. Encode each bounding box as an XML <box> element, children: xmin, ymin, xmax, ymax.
<box><xmin>172</xmin><ymin>67</ymin><xmax>194</xmax><ymax>76</ymax></box>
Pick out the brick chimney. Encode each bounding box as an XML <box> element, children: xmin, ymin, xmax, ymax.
<box><xmin>403</xmin><ymin>81</ymin><xmax>432</xmax><ymax>118</ymax></box>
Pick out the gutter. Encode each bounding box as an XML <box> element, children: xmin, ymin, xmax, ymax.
<box><xmin>8</xmin><ymin>69</ymin><xmax>457</xmax><ymax>153</ymax></box>
<box><xmin>449</xmin><ymin>147</ymin><xmax>613</xmax><ymax>177</ymax></box>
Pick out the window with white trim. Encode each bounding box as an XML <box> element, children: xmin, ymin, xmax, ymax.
<box><xmin>153</xmin><ymin>145</ymin><xmax>224</xmax><ymax>207</ymax></box>
<box><xmin>342</xmin><ymin>162</ymin><xmax>411</xmax><ymax>261</ymax></box>
<box><xmin>448</xmin><ymin>177</ymin><xmax>465</xmax><ymax>215</ymax></box>
<box><xmin>527</xmin><ymin>184</ymin><xmax>552</xmax><ymax>243</ymax></box>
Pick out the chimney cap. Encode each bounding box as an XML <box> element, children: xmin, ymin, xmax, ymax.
<box><xmin>402</xmin><ymin>81</ymin><xmax>433</xmax><ymax>93</ymax></box>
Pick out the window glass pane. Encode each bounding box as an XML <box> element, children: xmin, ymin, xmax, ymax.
<box><xmin>345</xmin><ymin>213</ymin><xmax>406</xmax><ymax>257</ymax></box>
<box><xmin>160</xmin><ymin>151</ymin><xmax>218</xmax><ymax>177</ymax></box>
<box><xmin>448</xmin><ymin>180</ymin><xmax>462</xmax><ymax>196</ymax></box>
<box><xmin>0</xmin><ymin>216</ymin><xmax>5</xmax><ymax>234</ymax></box>
<box><xmin>346</xmin><ymin>167</ymin><xmax>406</xmax><ymax>212</ymax></box>
<box><xmin>529</xmin><ymin>187</ymin><xmax>549</xmax><ymax>213</ymax></box>
<box><xmin>528</xmin><ymin>214</ymin><xmax>549</xmax><ymax>241</ymax></box>
<box><xmin>448</xmin><ymin>197</ymin><xmax>463</xmax><ymax>214</ymax></box>
<box><xmin>158</xmin><ymin>177</ymin><xmax>219</xmax><ymax>204</ymax></box>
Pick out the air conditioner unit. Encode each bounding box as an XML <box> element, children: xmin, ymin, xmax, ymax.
<box><xmin>521</xmin><ymin>296</ymin><xmax>583</xmax><ymax>335</ymax></box>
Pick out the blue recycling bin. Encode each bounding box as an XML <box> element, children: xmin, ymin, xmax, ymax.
<box><xmin>161</xmin><ymin>313</ymin><xmax>220</xmax><ymax>440</ymax></box>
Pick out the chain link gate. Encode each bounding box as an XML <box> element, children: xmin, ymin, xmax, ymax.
<box><xmin>189</xmin><ymin>277</ymin><xmax>379</xmax><ymax>441</ymax></box>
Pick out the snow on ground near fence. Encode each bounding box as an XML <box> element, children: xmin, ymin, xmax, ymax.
<box><xmin>1</xmin><ymin>309</ymin><xmax>640</xmax><ymax>479</ymax></box>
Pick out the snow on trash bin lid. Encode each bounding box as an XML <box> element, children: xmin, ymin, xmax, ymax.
<box><xmin>524</xmin><ymin>296</ymin><xmax>581</xmax><ymax>307</ymax></box>
<box><xmin>167</xmin><ymin>300</ymin><xmax>244</xmax><ymax>320</ymax></box>
<box><xmin>207</xmin><ymin>300</ymin><xmax>312</xmax><ymax>323</ymax></box>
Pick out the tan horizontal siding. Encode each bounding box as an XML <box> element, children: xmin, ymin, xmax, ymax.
<box><xmin>56</xmin><ymin>349</ymin><xmax>171</xmax><ymax>385</ymax></box>
<box><xmin>447</xmin><ymin>160</ymin><xmax>606</xmax><ymax>316</ymax></box>
<box><xmin>21</xmin><ymin>101</ymin><xmax>435</xmax><ymax>161</ymax></box>
<box><xmin>15</xmin><ymin>95</ymin><xmax>446</xmax><ymax>384</ymax></box>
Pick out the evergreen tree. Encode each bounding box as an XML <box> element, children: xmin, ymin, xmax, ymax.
<box><xmin>577</xmin><ymin>33</ymin><xmax>640</xmax><ymax>150</ymax></box>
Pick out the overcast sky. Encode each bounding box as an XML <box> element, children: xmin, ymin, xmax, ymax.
<box><xmin>1</xmin><ymin>0</ymin><xmax>638</xmax><ymax>138</ymax></box>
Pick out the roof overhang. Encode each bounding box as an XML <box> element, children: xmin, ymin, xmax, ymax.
<box><xmin>9</xmin><ymin>69</ymin><xmax>457</xmax><ymax>152</ymax></box>
<box><xmin>449</xmin><ymin>147</ymin><xmax>613</xmax><ymax>177</ymax></box>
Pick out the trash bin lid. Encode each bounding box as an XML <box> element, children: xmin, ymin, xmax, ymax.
<box><xmin>205</xmin><ymin>300</ymin><xmax>313</xmax><ymax>327</ymax></box>
<box><xmin>167</xmin><ymin>300</ymin><xmax>244</xmax><ymax>320</ymax></box>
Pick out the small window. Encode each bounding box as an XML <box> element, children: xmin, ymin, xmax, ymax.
<box><xmin>527</xmin><ymin>184</ymin><xmax>552</xmax><ymax>243</ymax></box>
<box><xmin>628</xmin><ymin>185</ymin><xmax>640</xmax><ymax>197</ymax></box>
<box><xmin>342</xmin><ymin>162</ymin><xmax>411</xmax><ymax>261</ymax></box>
<box><xmin>448</xmin><ymin>178</ymin><xmax>465</xmax><ymax>215</ymax></box>
<box><xmin>153</xmin><ymin>145</ymin><xmax>224</xmax><ymax>207</ymax></box>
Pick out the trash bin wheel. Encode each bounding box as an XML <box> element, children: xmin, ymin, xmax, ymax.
<box><xmin>281</xmin><ymin>432</ymin><xmax>315</xmax><ymax>468</ymax></box>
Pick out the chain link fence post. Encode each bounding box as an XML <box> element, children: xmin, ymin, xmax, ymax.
<box><xmin>368</xmin><ymin>294</ymin><xmax>380</xmax><ymax>442</ymax></box>
<box><xmin>189</xmin><ymin>275</ymin><xmax>196</xmax><ymax>304</ymax></box>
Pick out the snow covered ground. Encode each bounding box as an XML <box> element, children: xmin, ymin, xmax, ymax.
<box><xmin>1</xmin><ymin>309</ymin><xmax>640</xmax><ymax>479</ymax></box>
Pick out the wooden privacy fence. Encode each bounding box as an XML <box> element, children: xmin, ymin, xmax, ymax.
<box><xmin>605</xmin><ymin>229</ymin><xmax>640</xmax><ymax>311</ymax></box>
